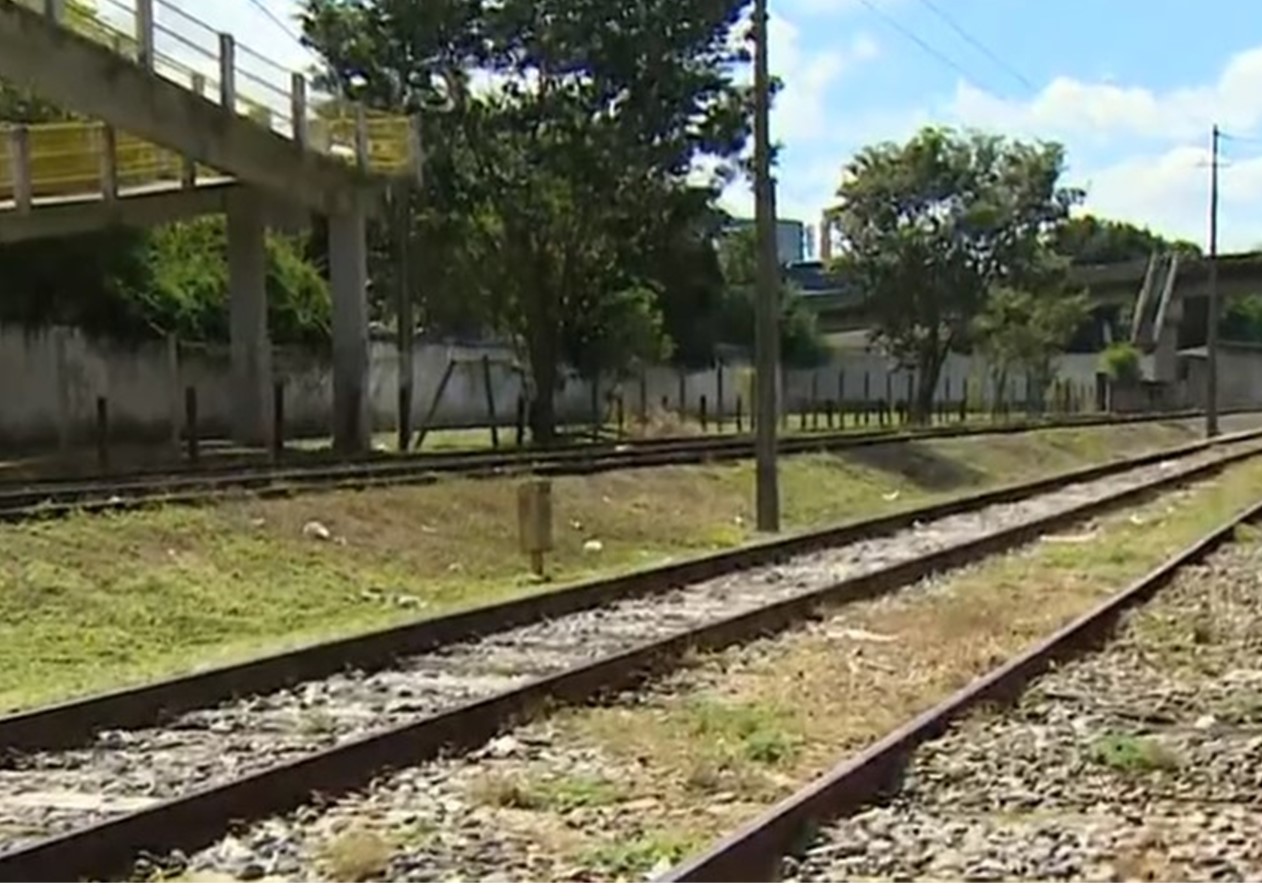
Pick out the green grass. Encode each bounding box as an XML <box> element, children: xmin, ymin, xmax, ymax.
<box><xmin>1087</xmin><ymin>733</ymin><xmax>1181</xmax><ymax>773</ymax></box>
<box><xmin>0</xmin><ymin>417</ymin><xmax>1229</xmax><ymax>713</ymax></box>
<box><xmin>468</xmin><ymin>772</ymin><xmax>624</xmax><ymax>813</ymax></box>
<box><xmin>581</xmin><ymin>832</ymin><xmax>703</xmax><ymax>879</ymax></box>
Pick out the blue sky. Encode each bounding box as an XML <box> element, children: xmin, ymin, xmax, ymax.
<box><xmin>179</xmin><ymin>0</ymin><xmax>1262</xmax><ymax>253</ymax></box>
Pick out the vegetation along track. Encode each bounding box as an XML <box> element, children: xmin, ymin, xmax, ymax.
<box><xmin>0</xmin><ymin>411</ymin><xmax>1224</xmax><ymax>521</ymax></box>
<box><xmin>664</xmin><ymin>477</ymin><xmax>1262</xmax><ymax>882</ymax></box>
<box><xmin>2</xmin><ymin>431</ymin><xmax>1261</xmax><ymax>880</ymax></box>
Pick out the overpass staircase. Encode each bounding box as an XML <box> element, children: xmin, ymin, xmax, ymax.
<box><xmin>1129</xmin><ymin>251</ymin><xmax>1183</xmax><ymax>383</ymax></box>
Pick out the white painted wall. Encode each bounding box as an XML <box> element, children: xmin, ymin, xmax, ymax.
<box><xmin>0</xmin><ymin>323</ymin><xmax>1118</xmax><ymax>448</ymax></box>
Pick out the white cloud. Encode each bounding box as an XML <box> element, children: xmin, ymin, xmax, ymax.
<box><xmin>1078</xmin><ymin>144</ymin><xmax>1262</xmax><ymax>251</ymax></box>
<box><xmin>771</xmin><ymin>18</ymin><xmax>878</xmax><ymax>142</ymax></box>
<box><xmin>949</xmin><ymin>46</ymin><xmax>1262</xmax><ymax>145</ymax></box>
<box><xmin>942</xmin><ymin>43</ymin><xmax>1262</xmax><ymax>249</ymax></box>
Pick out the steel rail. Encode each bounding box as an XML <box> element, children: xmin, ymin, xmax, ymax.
<box><xmin>0</xmin><ymin>410</ymin><xmax>1229</xmax><ymax>522</ymax></box>
<box><xmin>1</xmin><ymin>435</ymin><xmax>1260</xmax><ymax>881</ymax></box>
<box><xmin>3</xmin><ymin>426</ymin><xmax>1259</xmax><ymax>754</ymax></box>
<box><xmin>661</xmin><ymin>480</ymin><xmax>1262</xmax><ymax>882</ymax></box>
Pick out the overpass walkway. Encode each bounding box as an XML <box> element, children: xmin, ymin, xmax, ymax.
<box><xmin>0</xmin><ymin>0</ymin><xmax>415</xmax><ymax>216</ymax></box>
<box><xmin>0</xmin><ymin>0</ymin><xmax>421</xmax><ymax>452</ymax></box>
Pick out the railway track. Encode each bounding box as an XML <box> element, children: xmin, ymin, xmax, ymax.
<box><xmin>1</xmin><ymin>429</ymin><xmax>1261</xmax><ymax>880</ymax></box>
<box><xmin>0</xmin><ymin>410</ymin><xmax>1228</xmax><ymax>521</ymax></box>
<box><xmin>664</xmin><ymin>475</ymin><xmax>1262</xmax><ymax>882</ymax></box>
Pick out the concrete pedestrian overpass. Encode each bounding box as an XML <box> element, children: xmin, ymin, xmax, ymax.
<box><xmin>0</xmin><ymin>0</ymin><xmax>421</xmax><ymax>451</ymax></box>
<box><xmin>796</xmin><ymin>252</ymin><xmax>1262</xmax><ymax>334</ymax></box>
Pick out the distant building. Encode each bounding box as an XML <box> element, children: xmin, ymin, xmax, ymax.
<box><xmin>728</xmin><ymin>218</ymin><xmax>807</xmax><ymax>266</ymax></box>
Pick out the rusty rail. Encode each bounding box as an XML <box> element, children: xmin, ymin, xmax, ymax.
<box><xmin>2</xmin><ymin>434</ymin><xmax>1260</xmax><ymax>881</ymax></box>
<box><xmin>662</xmin><ymin>483</ymin><xmax>1262</xmax><ymax>882</ymax></box>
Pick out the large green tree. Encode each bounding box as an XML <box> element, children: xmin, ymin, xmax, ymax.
<box><xmin>828</xmin><ymin>126</ymin><xmax>1082</xmax><ymax>418</ymax></box>
<box><xmin>301</xmin><ymin>0</ymin><xmax>754</xmax><ymax>441</ymax></box>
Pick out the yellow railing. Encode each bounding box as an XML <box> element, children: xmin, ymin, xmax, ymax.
<box><xmin>3</xmin><ymin>0</ymin><xmax>416</xmax><ymax>198</ymax></box>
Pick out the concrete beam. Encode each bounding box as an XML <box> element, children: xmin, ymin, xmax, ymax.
<box><xmin>0</xmin><ymin>180</ymin><xmax>241</xmax><ymax>242</ymax></box>
<box><xmin>227</xmin><ymin>191</ymin><xmax>273</xmax><ymax>447</ymax></box>
<box><xmin>0</xmin><ymin>0</ymin><xmax>375</xmax><ymax>213</ymax></box>
<box><xmin>0</xmin><ymin>179</ymin><xmax>317</xmax><ymax>243</ymax></box>
<box><xmin>329</xmin><ymin>197</ymin><xmax>370</xmax><ymax>453</ymax></box>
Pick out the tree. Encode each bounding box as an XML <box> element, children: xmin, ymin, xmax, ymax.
<box><xmin>1053</xmin><ymin>214</ymin><xmax>1200</xmax><ymax>265</ymax></box>
<box><xmin>973</xmin><ymin>284</ymin><xmax>1089</xmax><ymax>409</ymax></box>
<box><xmin>0</xmin><ymin>218</ymin><xmax>332</xmax><ymax>345</ymax></box>
<box><xmin>1220</xmin><ymin>295</ymin><xmax>1262</xmax><ymax>344</ymax></box>
<box><xmin>828</xmin><ymin>127</ymin><xmax>1082</xmax><ymax>418</ymax></box>
<box><xmin>301</xmin><ymin>0</ymin><xmax>755</xmax><ymax>442</ymax></box>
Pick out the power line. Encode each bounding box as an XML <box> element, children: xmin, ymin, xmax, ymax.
<box><xmin>854</xmin><ymin>0</ymin><xmax>999</xmax><ymax>94</ymax></box>
<box><xmin>914</xmin><ymin>0</ymin><xmax>1035</xmax><ymax>92</ymax></box>
<box><xmin>244</xmin><ymin>0</ymin><xmax>307</xmax><ymax>51</ymax></box>
<box><xmin>1217</xmin><ymin>130</ymin><xmax>1262</xmax><ymax>145</ymax></box>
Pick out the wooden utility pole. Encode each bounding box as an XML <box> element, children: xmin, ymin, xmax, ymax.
<box><xmin>1206</xmin><ymin>124</ymin><xmax>1221</xmax><ymax>438</ymax></box>
<box><xmin>752</xmin><ymin>0</ymin><xmax>781</xmax><ymax>532</ymax></box>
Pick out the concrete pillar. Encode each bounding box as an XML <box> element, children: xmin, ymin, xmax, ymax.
<box><xmin>329</xmin><ymin>196</ymin><xmax>370</xmax><ymax>453</ymax></box>
<box><xmin>227</xmin><ymin>191</ymin><xmax>273</xmax><ymax>446</ymax></box>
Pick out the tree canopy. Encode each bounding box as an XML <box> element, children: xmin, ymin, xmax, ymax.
<box><xmin>828</xmin><ymin>126</ymin><xmax>1082</xmax><ymax>416</ymax></box>
<box><xmin>300</xmin><ymin>0</ymin><xmax>755</xmax><ymax>441</ymax></box>
<box><xmin>1052</xmin><ymin>214</ymin><xmax>1201</xmax><ymax>265</ymax></box>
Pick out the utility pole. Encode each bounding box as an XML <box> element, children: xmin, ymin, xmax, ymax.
<box><xmin>752</xmin><ymin>0</ymin><xmax>781</xmax><ymax>532</ymax></box>
<box><xmin>1206</xmin><ymin>124</ymin><xmax>1221</xmax><ymax>438</ymax></box>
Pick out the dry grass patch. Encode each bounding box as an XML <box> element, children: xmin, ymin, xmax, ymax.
<box><xmin>500</xmin><ymin>457</ymin><xmax>1262</xmax><ymax>876</ymax></box>
<box><xmin>315</xmin><ymin>826</ymin><xmax>397</xmax><ymax>882</ymax></box>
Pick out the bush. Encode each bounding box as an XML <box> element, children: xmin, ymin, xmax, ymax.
<box><xmin>1101</xmin><ymin>342</ymin><xmax>1142</xmax><ymax>384</ymax></box>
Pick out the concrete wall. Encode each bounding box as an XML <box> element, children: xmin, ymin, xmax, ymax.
<box><xmin>0</xmin><ymin>326</ymin><xmax>596</xmax><ymax>448</ymax></box>
<box><xmin>1182</xmin><ymin>347</ymin><xmax>1262</xmax><ymax>413</ymax></box>
<box><xmin>0</xmin><ymin>323</ymin><xmax>1125</xmax><ymax>450</ymax></box>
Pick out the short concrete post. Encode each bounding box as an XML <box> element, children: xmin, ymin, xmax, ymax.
<box><xmin>810</xmin><ymin>371</ymin><xmax>819</xmax><ymax>430</ymax></box>
<box><xmin>483</xmin><ymin>355</ymin><xmax>499</xmax><ymax>449</ymax></box>
<box><xmin>44</xmin><ymin>0</ymin><xmax>64</xmax><ymax>23</ymax></box>
<box><xmin>638</xmin><ymin>371</ymin><xmax>648</xmax><ymax>427</ymax></box>
<box><xmin>95</xmin><ymin>396</ymin><xmax>109</xmax><ymax>472</ymax></box>
<box><xmin>185</xmin><ymin>386</ymin><xmax>199</xmax><ymax>466</ymax></box>
<box><xmin>862</xmin><ymin>371</ymin><xmax>871</xmax><ymax>422</ymax></box>
<box><xmin>272</xmin><ymin>380</ymin><xmax>285</xmax><ymax>462</ymax></box>
<box><xmin>166</xmin><ymin>333</ymin><xmax>180</xmax><ymax>447</ymax></box>
<box><xmin>219</xmin><ymin>33</ymin><xmax>237</xmax><ymax>112</ymax></box>
<box><xmin>10</xmin><ymin>126</ymin><xmax>31</xmax><ymax>213</ymax></box>
<box><xmin>715</xmin><ymin>364</ymin><xmax>725</xmax><ymax>433</ymax></box>
<box><xmin>54</xmin><ymin>330</ymin><xmax>72</xmax><ymax>453</ymax></box>
<box><xmin>518</xmin><ymin>479</ymin><xmax>553</xmax><ymax>578</ymax></box>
